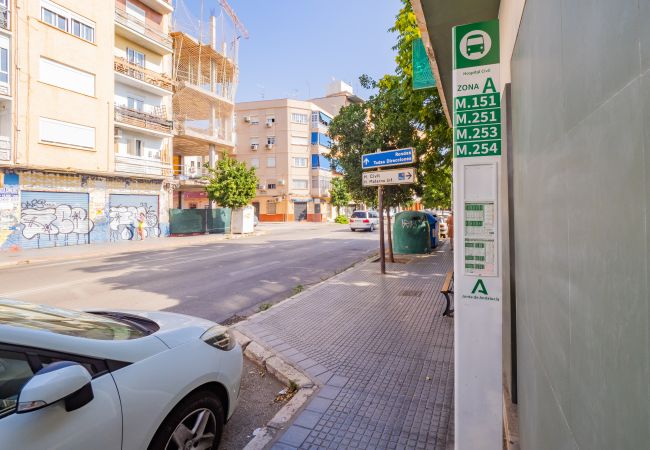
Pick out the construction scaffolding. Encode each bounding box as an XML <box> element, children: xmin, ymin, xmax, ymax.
<box><xmin>171</xmin><ymin>0</ymin><xmax>244</xmax><ymax>156</ymax></box>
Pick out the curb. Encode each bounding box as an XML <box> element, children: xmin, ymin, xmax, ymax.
<box><xmin>0</xmin><ymin>230</ymin><xmax>267</xmax><ymax>269</ymax></box>
<box><xmin>230</xmin><ymin>329</ymin><xmax>318</xmax><ymax>450</ymax></box>
<box><xmin>230</xmin><ymin>252</ymin><xmax>378</xmax><ymax>450</ymax></box>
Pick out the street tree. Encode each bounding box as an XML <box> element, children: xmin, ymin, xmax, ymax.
<box><xmin>328</xmin><ymin>0</ymin><xmax>452</xmax><ymax>261</ymax></box>
<box><xmin>329</xmin><ymin>177</ymin><xmax>352</xmax><ymax>217</ymax></box>
<box><xmin>204</xmin><ymin>155</ymin><xmax>258</xmax><ymax>210</ymax></box>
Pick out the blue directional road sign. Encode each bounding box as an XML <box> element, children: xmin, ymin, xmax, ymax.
<box><xmin>362</xmin><ymin>148</ymin><xmax>414</xmax><ymax>170</ymax></box>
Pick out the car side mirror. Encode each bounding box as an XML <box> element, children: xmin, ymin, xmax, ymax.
<box><xmin>17</xmin><ymin>361</ymin><xmax>93</xmax><ymax>414</ymax></box>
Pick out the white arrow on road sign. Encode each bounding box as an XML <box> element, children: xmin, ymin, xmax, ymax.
<box><xmin>362</xmin><ymin>167</ymin><xmax>416</xmax><ymax>186</ymax></box>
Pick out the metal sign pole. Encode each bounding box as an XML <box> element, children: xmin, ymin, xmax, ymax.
<box><xmin>378</xmin><ymin>185</ymin><xmax>385</xmax><ymax>274</ymax></box>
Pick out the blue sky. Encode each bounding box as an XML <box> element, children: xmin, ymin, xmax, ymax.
<box><xmin>180</xmin><ymin>0</ymin><xmax>402</xmax><ymax>102</ymax></box>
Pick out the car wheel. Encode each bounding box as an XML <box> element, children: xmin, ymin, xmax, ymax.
<box><xmin>148</xmin><ymin>390</ymin><xmax>224</xmax><ymax>450</ymax></box>
<box><xmin>351</xmin><ymin>228</ymin><xmax>355</xmax><ymax>232</ymax></box>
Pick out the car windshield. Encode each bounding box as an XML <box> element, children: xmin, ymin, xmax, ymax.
<box><xmin>351</xmin><ymin>212</ymin><xmax>368</xmax><ymax>218</ymax></box>
<box><xmin>0</xmin><ymin>299</ymin><xmax>149</xmax><ymax>340</ymax></box>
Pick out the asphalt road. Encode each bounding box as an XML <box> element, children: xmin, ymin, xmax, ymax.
<box><xmin>0</xmin><ymin>223</ymin><xmax>379</xmax><ymax>322</ymax></box>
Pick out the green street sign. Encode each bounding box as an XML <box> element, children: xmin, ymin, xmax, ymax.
<box><xmin>452</xmin><ymin>20</ymin><xmax>501</xmax><ymax>158</ymax></box>
<box><xmin>412</xmin><ymin>38</ymin><xmax>436</xmax><ymax>90</ymax></box>
<box><xmin>452</xmin><ymin>20</ymin><xmax>500</xmax><ymax>70</ymax></box>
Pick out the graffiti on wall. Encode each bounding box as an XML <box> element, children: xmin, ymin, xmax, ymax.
<box><xmin>109</xmin><ymin>203</ymin><xmax>160</xmax><ymax>241</ymax></box>
<box><xmin>20</xmin><ymin>199</ymin><xmax>94</xmax><ymax>247</ymax></box>
<box><xmin>0</xmin><ymin>174</ymin><xmax>20</xmax><ymax>249</ymax></box>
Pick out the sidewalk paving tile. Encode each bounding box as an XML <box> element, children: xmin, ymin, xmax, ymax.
<box><xmin>277</xmin><ymin>425</ymin><xmax>312</xmax><ymax>447</ymax></box>
<box><xmin>237</xmin><ymin>244</ymin><xmax>454</xmax><ymax>449</ymax></box>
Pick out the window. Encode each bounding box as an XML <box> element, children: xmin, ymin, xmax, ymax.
<box><xmin>291</xmin><ymin>113</ymin><xmax>308</xmax><ymax>124</ymax></box>
<box><xmin>42</xmin><ymin>8</ymin><xmax>67</xmax><ymax>31</ymax></box>
<box><xmin>267</xmin><ymin>136</ymin><xmax>276</xmax><ymax>145</ymax></box>
<box><xmin>314</xmin><ymin>203</ymin><xmax>321</xmax><ymax>214</ymax></box>
<box><xmin>71</xmin><ymin>18</ymin><xmax>94</xmax><ymax>42</ymax></box>
<box><xmin>267</xmin><ymin>200</ymin><xmax>276</xmax><ymax>215</ymax></box>
<box><xmin>250</xmin><ymin>158</ymin><xmax>259</xmax><ymax>168</ymax></box>
<box><xmin>292</xmin><ymin>157</ymin><xmax>308</xmax><ymax>168</ymax></box>
<box><xmin>41</xmin><ymin>2</ymin><xmax>95</xmax><ymax>43</ymax></box>
<box><xmin>292</xmin><ymin>179</ymin><xmax>308</xmax><ymax>189</ymax></box>
<box><xmin>126</xmin><ymin>48</ymin><xmax>145</xmax><ymax>67</ymax></box>
<box><xmin>127</xmin><ymin>138</ymin><xmax>143</xmax><ymax>157</ymax></box>
<box><xmin>0</xmin><ymin>301</ymin><xmax>149</xmax><ymax>340</ymax></box>
<box><xmin>125</xmin><ymin>0</ymin><xmax>146</xmax><ymax>23</ymax></box>
<box><xmin>267</xmin><ymin>157</ymin><xmax>276</xmax><ymax>168</ymax></box>
<box><xmin>290</xmin><ymin>135</ymin><xmax>308</xmax><ymax>146</ymax></box>
<box><xmin>311</xmin><ymin>111</ymin><xmax>318</xmax><ymax>128</ymax></box>
<box><xmin>127</xmin><ymin>96</ymin><xmax>144</xmax><ymax>112</ymax></box>
<box><xmin>249</xmin><ymin>116</ymin><xmax>260</xmax><ymax>125</ymax></box>
<box><xmin>0</xmin><ymin>48</ymin><xmax>7</xmax><ymax>85</ymax></box>
<box><xmin>267</xmin><ymin>183</ymin><xmax>276</xmax><ymax>190</ymax></box>
<box><xmin>0</xmin><ymin>350</ymin><xmax>34</xmax><ymax>418</ymax></box>
<box><xmin>352</xmin><ymin>211</ymin><xmax>368</xmax><ymax>219</ymax></box>
<box><xmin>40</xmin><ymin>117</ymin><xmax>95</xmax><ymax>149</ymax></box>
<box><xmin>39</xmin><ymin>57</ymin><xmax>95</xmax><ymax>96</ymax></box>
<box><xmin>266</xmin><ymin>116</ymin><xmax>275</xmax><ymax>126</ymax></box>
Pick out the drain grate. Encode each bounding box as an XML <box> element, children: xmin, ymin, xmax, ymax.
<box><xmin>399</xmin><ymin>290</ymin><xmax>423</xmax><ymax>297</ymax></box>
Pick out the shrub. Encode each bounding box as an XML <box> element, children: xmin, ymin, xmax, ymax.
<box><xmin>335</xmin><ymin>215</ymin><xmax>349</xmax><ymax>224</ymax></box>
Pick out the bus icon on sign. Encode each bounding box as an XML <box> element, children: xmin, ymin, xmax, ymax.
<box><xmin>460</xmin><ymin>30</ymin><xmax>491</xmax><ymax>60</ymax></box>
<box><xmin>466</xmin><ymin>34</ymin><xmax>484</xmax><ymax>56</ymax></box>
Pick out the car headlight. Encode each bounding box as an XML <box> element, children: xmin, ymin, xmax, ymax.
<box><xmin>201</xmin><ymin>325</ymin><xmax>236</xmax><ymax>351</ymax></box>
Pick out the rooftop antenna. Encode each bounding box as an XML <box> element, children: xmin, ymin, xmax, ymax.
<box><xmin>257</xmin><ymin>84</ymin><xmax>265</xmax><ymax>99</ymax></box>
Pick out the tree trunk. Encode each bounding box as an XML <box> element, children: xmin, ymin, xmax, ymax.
<box><xmin>386</xmin><ymin>209</ymin><xmax>395</xmax><ymax>263</ymax></box>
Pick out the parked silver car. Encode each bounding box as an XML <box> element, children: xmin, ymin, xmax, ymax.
<box><xmin>350</xmin><ymin>210</ymin><xmax>380</xmax><ymax>232</ymax></box>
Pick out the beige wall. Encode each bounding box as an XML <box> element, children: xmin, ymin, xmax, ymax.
<box><xmin>15</xmin><ymin>0</ymin><xmax>114</xmax><ymax>173</ymax></box>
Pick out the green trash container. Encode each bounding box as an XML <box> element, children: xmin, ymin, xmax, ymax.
<box><xmin>392</xmin><ymin>211</ymin><xmax>432</xmax><ymax>254</ymax></box>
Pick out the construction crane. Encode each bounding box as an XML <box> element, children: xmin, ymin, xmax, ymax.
<box><xmin>218</xmin><ymin>0</ymin><xmax>249</xmax><ymax>39</ymax></box>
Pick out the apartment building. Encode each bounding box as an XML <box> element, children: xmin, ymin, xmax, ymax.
<box><xmin>235</xmin><ymin>82</ymin><xmax>359</xmax><ymax>222</ymax></box>
<box><xmin>170</xmin><ymin>13</ymin><xmax>239</xmax><ymax>209</ymax></box>
<box><xmin>0</xmin><ymin>0</ymin><xmax>174</xmax><ymax>250</ymax></box>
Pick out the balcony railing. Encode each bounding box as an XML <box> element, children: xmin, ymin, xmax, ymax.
<box><xmin>115</xmin><ymin>104</ymin><xmax>173</xmax><ymax>134</ymax></box>
<box><xmin>174</xmin><ymin>121</ymin><xmax>233</xmax><ymax>144</ymax></box>
<box><xmin>173</xmin><ymin>164</ymin><xmax>210</xmax><ymax>181</ymax></box>
<box><xmin>115</xmin><ymin>154</ymin><xmax>172</xmax><ymax>177</ymax></box>
<box><xmin>175</xmin><ymin>69</ymin><xmax>235</xmax><ymax>102</ymax></box>
<box><xmin>0</xmin><ymin>6</ymin><xmax>10</xmax><ymax>31</ymax></box>
<box><xmin>115</xmin><ymin>6</ymin><xmax>172</xmax><ymax>49</ymax></box>
<box><xmin>114</xmin><ymin>57</ymin><xmax>174</xmax><ymax>92</ymax></box>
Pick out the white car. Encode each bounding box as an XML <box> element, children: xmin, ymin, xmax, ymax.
<box><xmin>0</xmin><ymin>299</ymin><xmax>242</xmax><ymax>450</ymax></box>
<box><xmin>350</xmin><ymin>210</ymin><xmax>380</xmax><ymax>232</ymax></box>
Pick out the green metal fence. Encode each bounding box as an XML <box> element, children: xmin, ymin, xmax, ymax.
<box><xmin>169</xmin><ymin>208</ymin><xmax>231</xmax><ymax>235</ymax></box>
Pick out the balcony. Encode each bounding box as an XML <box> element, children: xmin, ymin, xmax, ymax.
<box><xmin>173</xmin><ymin>164</ymin><xmax>209</xmax><ymax>184</ymax></box>
<box><xmin>114</xmin><ymin>56</ymin><xmax>174</xmax><ymax>94</ymax></box>
<box><xmin>0</xmin><ymin>136</ymin><xmax>10</xmax><ymax>161</ymax></box>
<box><xmin>115</xmin><ymin>154</ymin><xmax>172</xmax><ymax>177</ymax></box>
<box><xmin>0</xmin><ymin>5</ymin><xmax>10</xmax><ymax>32</ymax></box>
<box><xmin>114</xmin><ymin>104</ymin><xmax>173</xmax><ymax>136</ymax></box>
<box><xmin>173</xmin><ymin>121</ymin><xmax>235</xmax><ymax>156</ymax></box>
<box><xmin>115</xmin><ymin>6</ymin><xmax>172</xmax><ymax>54</ymax></box>
<box><xmin>138</xmin><ymin>0</ymin><xmax>173</xmax><ymax>15</ymax></box>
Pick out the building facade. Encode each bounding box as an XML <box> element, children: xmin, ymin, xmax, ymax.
<box><xmin>0</xmin><ymin>0</ymin><xmax>174</xmax><ymax>250</ymax></box>
<box><xmin>413</xmin><ymin>0</ymin><xmax>650</xmax><ymax>448</ymax></box>
<box><xmin>235</xmin><ymin>82</ymin><xmax>360</xmax><ymax>222</ymax></box>
<box><xmin>171</xmin><ymin>13</ymin><xmax>239</xmax><ymax>210</ymax></box>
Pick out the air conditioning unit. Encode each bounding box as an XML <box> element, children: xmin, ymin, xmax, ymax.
<box><xmin>257</xmin><ymin>184</ymin><xmax>265</xmax><ymax>190</ymax></box>
<box><xmin>244</xmin><ymin>116</ymin><xmax>251</xmax><ymax>123</ymax></box>
<box><xmin>265</xmin><ymin>122</ymin><xmax>272</xmax><ymax>128</ymax></box>
<box><xmin>250</xmin><ymin>144</ymin><xmax>259</xmax><ymax>150</ymax></box>
<box><xmin>266</xmin><ymin>144</ymin><xmax>273</xmax><ymax>150</ymax></box>
<box><xmin>278</xmin><ymin>179</ymin><xmax>286</xmax><ymax>186</ymax></box>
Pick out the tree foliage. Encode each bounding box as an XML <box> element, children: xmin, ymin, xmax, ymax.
<box><xmin>328</xmin><ymin>0</ymin><xmax>452</xmax><ymax>210</ymax></box>
<box><xmin>204</xmin><ymin>155</ymin><xmax>258</xmax><ymax>209</ymax></box>
<box><xmin>329</xmin><ymin>177</ymin><xmax>352</xmax><ymax>214</ymax></box>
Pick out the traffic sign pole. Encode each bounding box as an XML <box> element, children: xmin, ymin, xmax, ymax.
<box><xmin>378</xmin><ymin>185</ymin><xmax>385</xmax><ymax>275</ymax></box>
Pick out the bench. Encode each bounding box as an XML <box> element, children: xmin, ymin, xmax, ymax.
<box><xmin>440</xmin><ymin>271</ymin><xmax>454</xmax><ymax>317</ymax></box>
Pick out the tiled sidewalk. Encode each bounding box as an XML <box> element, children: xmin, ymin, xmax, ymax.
<box><xmin>236</xmin><ymin>244</ymin><xmax>454</xmax><ymax>450</ymax></box>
